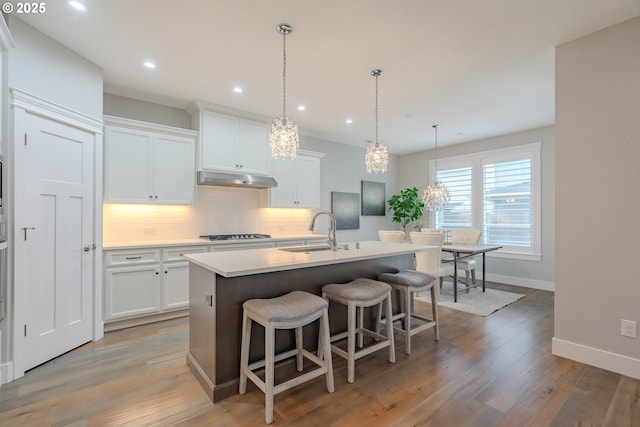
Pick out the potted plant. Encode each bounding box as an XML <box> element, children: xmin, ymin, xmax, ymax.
<box><xmin>387</xmin><ymin>187</ymin><xmax>424</xmax><ymax>234</ymax></box>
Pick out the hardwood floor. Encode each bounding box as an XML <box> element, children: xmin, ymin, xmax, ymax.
<box><xmin>1</xmin><ymin>283</ymin><xmax>638</xmax><ymax>426</ymax></box>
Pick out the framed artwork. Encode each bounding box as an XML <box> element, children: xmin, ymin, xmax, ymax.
<box><xmin>361</xmin><ymin>180</ymin><xmax>385</xmax><ymax>216</ymax></box>
<box><xmin>331</xmin><ymin>192</ymin><xmax>360</xmax><ymax>230</ymax></box>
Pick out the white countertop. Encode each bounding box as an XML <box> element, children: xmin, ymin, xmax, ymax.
<box><xmin>103</xmin><ymin>234</ymin><xmax>326</xmax><ymax>250</ymax></box>
<box><xmin>184</xmin><ymin>240</ymin><xmax>433</xmax><ymax>277</ymax></box>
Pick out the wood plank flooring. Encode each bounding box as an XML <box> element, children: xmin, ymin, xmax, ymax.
<box><xmin>1</xmin><ymin>283</ymin><xmax>638</xmax><ymax>426</ymax></box>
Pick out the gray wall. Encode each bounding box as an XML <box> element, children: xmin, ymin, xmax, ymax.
<box><xmin>397</xmin><ymin>126</ymin><xmax>555</xmax><ymax>289</ymax></box>
<box><xmin>104</xmin><ymin>93</ymin><xmax>190</xmax><ymax>129</ymax></box>
<box><xmin>302</xmin><ymin>134</ymin><xmax>399</xmax><ymax>241</ymax></box>
<box><xmin>6</xmin><ymin>17</ymin><xmax>103</xmax><ymax>119</ymax></box>
<box><xmin>553</xmin><ymin>16</ymin><xmax>640</xmax><ymax>378</ymax></box>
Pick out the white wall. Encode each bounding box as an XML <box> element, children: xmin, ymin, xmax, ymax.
<box><xmin>553</xmin><ymin>16</ymin><xmax>640</xmax><ymax>379</ymax></box>
<box><xmin>398</xmin><ymin>126</ymin><xmax>555</xmax><ymax>289</ymax></box>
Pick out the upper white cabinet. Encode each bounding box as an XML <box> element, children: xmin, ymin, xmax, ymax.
<box><xmin>198</xmin><ymin>110</ymin><xmax>270</xmax><ymax>175</ymax></box>
<box><xmin>265</xmin><ymin>150</ymin><xmax>324</xmax><ymax>208</ymax></box>
<box><xmin>104</xmin><ymin>116</ymin><xmax>197</xmax><ymax>205</ymax></box>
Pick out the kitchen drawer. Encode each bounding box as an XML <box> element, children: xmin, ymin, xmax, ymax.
<box><xmin>163</xmin><ymin>246</ymin><xmax>208</xmax><ymax>262</ymax></box>
<box><xmin>105</xmin><ymin>249</ymin><xmax>161</xmax><ymax>266</ymax></box>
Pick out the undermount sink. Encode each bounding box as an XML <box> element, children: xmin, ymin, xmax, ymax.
<box><xmin>279</xmin><ymin>245</ymin><xmax>334</xmax><ymax>253</ymax></box>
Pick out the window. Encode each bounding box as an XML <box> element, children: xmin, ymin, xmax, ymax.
<box><xmin>431</xmin><ymin>143</ymin><xmax>541</xmax><ymax>261</ymax></box>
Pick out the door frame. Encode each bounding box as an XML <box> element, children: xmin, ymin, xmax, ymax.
<box><xmin>9</xmin><ymin>89</ymin><xmax>103</xmax><ymax>380</ymax></box>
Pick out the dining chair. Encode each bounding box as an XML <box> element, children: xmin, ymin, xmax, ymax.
<box><xmin>409</xmin><ymin>232</ymin><xmax>453</xmax><ymax>300</ymax></box>
<box><xmin>449</xmin><ymin>229</ymin><xmax>482</xmax><ymax>287</ymax></box>
<box><xmin>378</xmin><ymin>230</ymin><xmax>406</xmax><ymax>242</ymax></box>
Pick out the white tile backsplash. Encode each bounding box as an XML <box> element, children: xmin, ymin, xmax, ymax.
<box><xmin>103</xmin><ymin>186</ymin><xmax>314</xmax><ymax>242</ymax></box>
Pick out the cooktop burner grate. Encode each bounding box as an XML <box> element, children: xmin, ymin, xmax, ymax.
<box><xmin>200</xmin><ymin>234</ymin><xmax>272</xmax><ymax>241</ymax></box>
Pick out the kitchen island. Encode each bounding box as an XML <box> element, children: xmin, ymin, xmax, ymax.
<box><xmin>184</xmin><ymin>241</ymin><xmax>433</xmax><ymax>402</ymax></box>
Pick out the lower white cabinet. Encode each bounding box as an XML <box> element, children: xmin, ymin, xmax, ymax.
<box><xmin>104</xmin><ymin>263</ymin><xmax>161</xmax><ymax>320</ymax></box>
<box><xmin>103</xmin><ymin>245</ymin><xmax>207</xmax><ymax>328</ymax></box>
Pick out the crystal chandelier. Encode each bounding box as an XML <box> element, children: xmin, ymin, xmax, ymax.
<box><xmin>422</xmin><ymin>124</ymin><xmax>451</xmax><ymax>211</ymax></box>
<box><xmin>365</xmin><ymin>69</ymin><xmax>388</xmax><ymax>173</ymax></box>
<box><xmin>270</xmin><ymin>23</ymin><xmax>299</xmax><ymax>159</ymax></box>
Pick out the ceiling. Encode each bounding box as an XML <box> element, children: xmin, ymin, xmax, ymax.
<box><xmin>16</xmin><ymin>1</ymin><xmax>640</xmax><ymax>155</ymax></box>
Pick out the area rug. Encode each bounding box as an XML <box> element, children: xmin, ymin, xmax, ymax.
<box><xmin>415</xmin><ymin>283</ymin><xmax>525</xmax><ymax>317</ymax></box>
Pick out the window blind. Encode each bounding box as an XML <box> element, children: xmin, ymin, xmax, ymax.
<box><xmin>482</xmin><ymin>159</ymin><xmax>532</xmax><ymax>247</ymax></box>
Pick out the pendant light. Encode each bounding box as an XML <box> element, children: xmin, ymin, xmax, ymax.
<box><xmin>270</xmin><ymin>23</ymin><xmax>299</xmax><ymax>159</ymax></box>
<box><xmin>422</xmin><ymin>124</ymin><xmax>450</xmax><ymax>210</ymax></box>
<box><xmin>365</xmin><ymin>69</ymin><xmax>388</xmax><ymax>173</ymax></box>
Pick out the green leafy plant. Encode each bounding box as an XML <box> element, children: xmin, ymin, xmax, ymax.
<box><xmin>387</xmin><ymin>187</ymin><xmax>425</xmax><ymax>233</ymax></box>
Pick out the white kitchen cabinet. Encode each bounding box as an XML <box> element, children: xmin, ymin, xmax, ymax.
<box><xmin>199</xmin><ymin>110</ymin><xmax>270</xmax><ymax>175</ymax></box>
<box><xmin>103</xmin><ymin>245</ymin><xmax>207</xmax><ymax>329</ymax></box>
<box><xmin>265</xmin><ymin>150</ymin><xmax>324</xmax><ymax>208</ymax></box>
<box><xmin>103</xmin><ymin>249</ymin><xmax>161</xmax><ymax>322</ymax></box>
<box><xmin>104</xmin><ymin>116</ymin><xmax>197</xmax><ymax>205</ymax></box>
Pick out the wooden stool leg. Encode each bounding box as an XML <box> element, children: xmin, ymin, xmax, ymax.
<box><xmin>404</xmin><ymin>288</ymin><xmax>412</xmax><ymax>355</ymax></box>
<box><xmin>431</xmin><ymin>285</ymin><xmax>440</xmax><ymax>341</ymax></box>
<box><xmin>239</xmin><ymin>312</ymin><xmax>251</xmax><ymax>394</ymax></box>
<box><xmin>296</xmin><ymin>326</ymin><xmax>303</xmax><ymax>371</ymax></box>
<box><xmin>347</xmin><ymin>301</ymin><xmax>356</xmax><ymax>383</ymax></box>
<box><xmin>357</xmin><ymin>305</ymin><xmax>364</xmax><ymax>348</ymax></box>
<box><xmin>265</xmin><ymin>324</ymin><xmax>275</xmax><ymax>424</ymax></box>
<box><xmin>385</xmin><ymin>292</ymin><xmax>396</xmax><ymax>363</ymax></box>
<box><xmin>375</xmin><ymin>301</ymin><xmax>383</xmax><ymax>336</ymax></box>
<box><xmin>321</xmin><ymin>307</ymin><xmax>335</xmax><ymax>393</ymax></box>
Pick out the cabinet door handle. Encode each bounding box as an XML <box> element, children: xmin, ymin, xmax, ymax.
<box><xmin>125</xmin><ymin>256</ymin><xmax>142</xmax><ymax>260</ymax></box>
<box><xmin>164</xmin><ymin>270</ymin><xmax>168</xmax><ymax>274</ymax></box>
<box><xmin>149</xmin><ymin>195</ymin><xmax>153</xmax><ymax>199</ymax></box>
<box><xmin>155</xmin><ymin>271</ymin><xmax>159</xmax><ymax>275</ymax></box>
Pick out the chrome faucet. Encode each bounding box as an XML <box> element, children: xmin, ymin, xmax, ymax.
<box><xmin>309</xmin><ymin>210</ymin><xmax>337</xmax><ymax>251</ymax></box>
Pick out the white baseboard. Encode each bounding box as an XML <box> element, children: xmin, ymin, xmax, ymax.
<box><xmin>485</xmin><ymin>272</ymin><xmax>555</xmax><ymax>292</ymax></box>
<box><xmin>552</xmin><ymin>337</ymin><xmax>640</xmax><ymax>380</ymax></box>
<box><xmin>0</xmin><ymin>361</ymin><xmax>14</xmax><ymax>385</ymax></box>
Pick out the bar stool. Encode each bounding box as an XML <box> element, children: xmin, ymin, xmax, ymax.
<box><xmin>377</xmin><ymin>270</ymin><xmax>439</xmax><ymax>355</ymax></box>
<box><xmin>321</xmin><ymin>278</ymin><xmax>395</xmax><ymax>383</ymax></box>
<box><xmin>239</xmin><ymin>291</ymin><xmax>334</xmax><ymax>424</ymax></box>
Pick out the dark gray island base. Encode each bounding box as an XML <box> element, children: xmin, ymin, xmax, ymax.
<box><xmin>186</xmin><ymin>253</ymin><xmax>414</xmax><ymax>402</ymax></box>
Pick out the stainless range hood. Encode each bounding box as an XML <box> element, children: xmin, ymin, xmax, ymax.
<box><xmin>197</xmin><ymin>171</ymin><xmax>278</xmax><ymax>189</ymax></box>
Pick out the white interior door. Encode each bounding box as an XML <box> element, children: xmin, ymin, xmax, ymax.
<box><xmin>14</xmin><ymin>110</ymin><xmax>94</xmax><ymax>373</ymax></box>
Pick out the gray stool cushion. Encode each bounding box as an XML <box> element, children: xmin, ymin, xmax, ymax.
<box><xmin>378</xmin><ymin>270</ymin><xmax>436</xmax><ymax>289</ymax></box>
<box><xmin>243</xmin><ymin>291</ymin><xmax>327</xmax><ymax>322</ymax></box>
<box><xmin>322</xmin><ymin>278</ymin><xmax>391</xmax><ymax>302</ymax></box>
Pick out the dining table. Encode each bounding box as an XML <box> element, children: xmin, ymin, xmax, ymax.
<box><xmin>441</xmin><ymin>243</ymin><xmax>503</xmax><ymax>302</ymax></box>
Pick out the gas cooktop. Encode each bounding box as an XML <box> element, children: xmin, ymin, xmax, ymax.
<box><xmin>200</xmin><ymin>234</ymin><xmax>272</xmax><ymax>241</ymax></box>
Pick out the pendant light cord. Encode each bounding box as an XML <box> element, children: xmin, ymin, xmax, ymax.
<box><xmin>282</xmin><ymin>31</ymin><xmax>287</xmax><ymax>118</ymax></box>
<box><xmin>433</xmin><ymin>124</ymin><xmax>439</xmax><ymax>173</ymax></box>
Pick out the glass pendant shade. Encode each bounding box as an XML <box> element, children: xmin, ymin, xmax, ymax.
<box><xmin>365</xmin><ymin>69</ymin><xmax>388</xmax><ymax>173</ymax></box>
<box><xmin>270</xmin><ymin>116</ymin><xmax>299</xmax><ymax>159</ymax></box>
<box><xmin>365</xmin><ymin>141</ymin><xmax>388</xmax><ymax>173</ymax></box>
<box><xmin>423</xmin><ymin>182</ymin><xmax>450</xmax><ymax>211</ymax></box>
<box><xmin>422</xmin><ymin>124</ymin><xmax>450</xmax><ymax>211</ymax></box>
<box><xmin>270</xmin><ymin>24</ymin><xmax>298</xmax><ymax>159</ymax></box>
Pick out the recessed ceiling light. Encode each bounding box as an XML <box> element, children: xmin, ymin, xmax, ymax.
<box><xmin>345</xmin><ymin>118</ymin><xmax>353</xmax><ymax>124</ymax></box>
<box><xmin>297</xmin><ymin>104</ymin><xmax>306</xmax><ymax>111</ymax></box>
<box><xmin>68</xmin><ymin>1</ymin><xmax>86</xmax><ymax>11</ymax></box>
<box><xmin>143</xmin><ymin>61</ymin><xmax>156</xmax><ymax>69</ymax></box>
<box><xmin>233</xmin><ymin>86</ymin><xmax>243</xmax><ymax>94</ymax></box>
